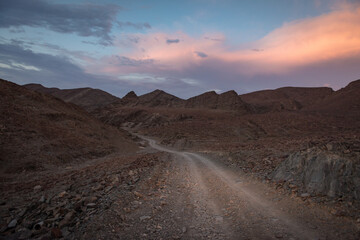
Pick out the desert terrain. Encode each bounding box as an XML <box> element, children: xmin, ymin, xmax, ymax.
<box><xmin>1</xmin><ymin>78</ymin><xmax>359</xmax><ymax>239</ymax></box>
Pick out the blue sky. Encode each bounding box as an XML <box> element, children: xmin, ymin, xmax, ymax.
<box><xmin>0</xmin><ymin>0</ymin><xmax>359</xmax><ymax>98</ymax></box>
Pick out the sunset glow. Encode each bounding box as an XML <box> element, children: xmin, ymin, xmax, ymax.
<box><xmin>0</xmin><ymin>0</ymin><xmax>359</xmax><ymax>97</ymax></box>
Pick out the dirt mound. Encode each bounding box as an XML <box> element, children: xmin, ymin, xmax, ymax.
<box><xmin>241</xmin><ymin>87</ymin><xmax>333</xmax><ymax>113</ymax></box>
<box><xmin>0</xmin><ymin>79</ymin><xmax>137</xmax><ymax>173</ymax></box>
<box><xmin>24</xmin><ymin>83</ymin><xmax>119</xmax><ymax>111</ymax></box>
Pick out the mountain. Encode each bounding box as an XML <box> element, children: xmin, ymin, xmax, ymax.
<box><xmin>240</xmin><ymin>87</ymin><xmax>333</xmax><ymax>113</ymax></box>
<box><xmin>1</xmin><ymin>79</ymin><xmax>137</xmax><ymax>173</ymax></box>
<box><xmin>185</xmin><ymin>90</ymin><xmax>250</xmax><ymax>112</ymax></box>
<box><xmin>305</xmin><ymin>79</ymin><xmax>360</xmax><ymax>115</ymax></box>
<box><xmin>137</xmin><ymin>90</ymin><xmax>185</xmax><ymax>107</ymax></box>
<box><xmin>24</xmin><ymin>83</ymin><xmax>120</xmax><ymax>111</ymax></box>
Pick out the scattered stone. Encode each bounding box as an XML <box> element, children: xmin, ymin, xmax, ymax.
<box><xmin>34</xmin><ymin>185</ymin><xmax>42</xmax><ymax>191</ymax></box>
<box><xmin>140</xmin><ymin>215</ymin><xmax>151</xmax><ymax>221</ymax></box>
<box><xmin>18</xmin><ymin>208</ymin><xmax>27</xmax><ymax>217</ymax></box>
<box><xmin>51</xmin><ymin>227</ymin><xmax>62</xmax><ymax>238</ymax></box>
<box><xmin>59</xmin><ymin>211</ymin><xmax>75</xmax><ymax>227</ymax></box>
<box><xmin>58</xmin><ymin>191</ymin><xmax>67</xmax><ymax>198</ymax></box>
<box><xmin>301</xmin><ymin>193</ymin><xmax>310</xmax><ymax>198</ymax></box>
<box><xmin>326</xmin><ymin>143</ymin><xmax>333</xmax><ymax>151</ymax></box>
<box><xmin>86</xmin><ymin>203</ymin><xmax>96</xmax><ymax>208</ymax></box>
<box><xmin>182</xmin><ymin>227</ymin><xmax>187</xmax><ymax>233</ymax></box>
<box><xmin>134</xmin><ymin>191</ymin><xmax>144</xmax><ymax>198</ymax></box>
<box><xmin>39</xmin><ymin>195</ymin><xmax>45</xmax><ymax>203</ymax></box>
<box><xmin>7</xmin><ymin>219</ymin><xmax>17</xmax><ymax>228</ymax></box>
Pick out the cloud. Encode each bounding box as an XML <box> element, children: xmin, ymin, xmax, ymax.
<box><xmin>118</xmin><ymin>21</ymin><xmax>151</xmax><ymax>30</ymax></box>
<box><xmin>101</xmin><ymin>4</ymin><xmax>360</xmax><ymax>76</ymax></box>
<box><xmin>0</xmin><ymin>0</ymin><xmax>121</xmax><ymax>45</ymax></box>
<box><xmin>166</xmin><ymin>39</ymin><xmax>180</xmax><ymax>44</ymax></box>
<box><xmin>194</xmin><ymin>51</ymin><xmax>208</xmax><ymax>58</ymax></box>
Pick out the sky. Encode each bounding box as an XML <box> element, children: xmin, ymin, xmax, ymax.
<box><xmin>0</xmin><ymin>0</ymin><xmax>359</xmax><ymax>99</ymax></box>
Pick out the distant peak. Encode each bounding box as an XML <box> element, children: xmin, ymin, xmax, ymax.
<box><xmin>24</xmin><ymin>83</ymin><xmax>43</xmax><ymax>87</ymax></box>
<box><xmin>123</xmin><ymin>91</ymin><xmax>138</xmax><ymax>99</ymax></box>
<box><xmin>203</xmin><ymin>91</ymin><xmax>218</xmax><ymax>95</ymax></box>
<box><xmin>220</xmin><ymin>90</ymin><xmax>238</xmax><ymax>96</ymax></box>
<box><xmin>152</xmin><ymin>89</ymin><xmax>165</xmax><ymax>94</ymax></box>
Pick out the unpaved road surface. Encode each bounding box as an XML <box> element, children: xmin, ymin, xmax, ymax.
<box><xmin>98</xmin><ymin>135</ymin><xmax>358</xmax><ymax>240</ymax></box>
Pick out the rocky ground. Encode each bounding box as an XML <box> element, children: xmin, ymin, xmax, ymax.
<box><xmin>1</xmin><ymin>133</ymin><xmax>359</xmax><ymax>239</ymax></box>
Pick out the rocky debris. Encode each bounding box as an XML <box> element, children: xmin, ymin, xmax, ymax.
<box><xmin>7</xmin><ymin>219</ymin><xmax>17</xmax><ymax>228</ymax></box>
<box><xmin>0</xmin><ymin>152</ymin><xmax>166</xmax><ymax>239</ymax></box>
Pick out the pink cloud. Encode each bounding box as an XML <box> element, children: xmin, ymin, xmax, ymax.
<box><xmin>85</xmin><ymin>4</ymin><xmax>360</xmax><ymax>79</ymax></box>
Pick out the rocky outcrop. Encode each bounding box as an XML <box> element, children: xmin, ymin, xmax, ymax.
<box><xmin>271</xmin><ymin>148</ymin><xmax>360</xmax><ymax>200</ymax></box>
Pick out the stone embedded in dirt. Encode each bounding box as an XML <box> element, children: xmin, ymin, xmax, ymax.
<box><xmin>301</xmin><ymin>193</ymin><xmax>310</xmax><ymax>198</ymax></box>
<box><xmin>34</xmin><ymin>185</ymin><xmax>42</xmax><ymax>191</ymax></box>
<box><xmin>326</xmin><ymin>143</ymin><xmax>333</xmax><ymax>151</ymax></box>
<box><xmin>51</xmin><ymin>227</ymin><xmax>62</xmax><ymax>238</ymax></box>
<box><xmin>39</xmin><ymin>195</ymin><xmax>45</xmax><ymax>202</ymax></box>
<box><xmin>182</xmin><ymin>227</ymin><xmax>187</xmax><ymax>233</ymax></box>
<box><xmin>7</xmin><ymin>219</ymin><xmax>17</xmax><ymax>228</ymax></box>
<box><xmin>134</xmin><ymin>191</ymin><xmax>144</xmax><ymax>198</ymax></box>
<box><xmin>59</xmin><ymin>211</ymin><xmax>75</xmax><ymax>228</ymax></box>
<box><xmin>58</xmin><ymin>191</ymin><xmax>67</xmax><ymax>198</ymax></box>
<box><xmin>140</xmin><ymin>215</ymin><xmax>151</xmax><ymax>221</ymax></box>
<box><xmin>86</xmin><ymin>203</ymin><xmax>96</xmax><ymax>208</ymax></box>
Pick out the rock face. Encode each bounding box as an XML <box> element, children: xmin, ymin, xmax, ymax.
<box><xmin>24</xmin><ymin>83</ymin><xmax>120</xmax><ymax>111</ymax></box>
<box><xmin>241</xmin><ymin>87</ymin><xmax>333</xmax><ymax>113</ymax></box>
<box><xmin>271</xmin><ymin>148</ymin><xmax>360</xmax><ymax>200</ymax></box>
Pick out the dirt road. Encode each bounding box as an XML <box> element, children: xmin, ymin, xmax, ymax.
<box><xmin>104</xmin><ymin>135</ymin><xmax>358</xmax><ymax>240</ymax></box>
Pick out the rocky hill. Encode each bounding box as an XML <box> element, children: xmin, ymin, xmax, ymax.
<box><xmin>1</xmin><ymin>79</ymin><xmax>137</xmax><ymax>173</ymax></box>
<box><xmin>305</xmin><ymin>79</ymin><xmax>360</xmax><ymax>116</ymax></box>
<box><xmin>24</xmin><ymin>83</ymin><xmax>119</xmax><ymax>111</ymax></box>
<box><xmin>136</xmin><ymin>90</ymin><xmax>185</xmax><ymax>107</ymax></box>
<box><xmin>185</xmin><ymin>90</ymin><xmax>251</xmax><ymax>112</ymax></box>
<box><xmin>241</xmin><ymin>87</ymin><xmax>333</xmax><ymax>113</ymax></box>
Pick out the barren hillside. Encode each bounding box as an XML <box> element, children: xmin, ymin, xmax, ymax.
<box><xmin>1</xmin><ymin>80</ymin><xmax>137</xmax><ymax>173</ymax></box>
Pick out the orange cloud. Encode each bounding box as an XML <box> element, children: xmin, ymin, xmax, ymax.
<box><xmin>87</xmin><ymin>4</ymin><xmax>360</xmax><ymax>77</ymax></box>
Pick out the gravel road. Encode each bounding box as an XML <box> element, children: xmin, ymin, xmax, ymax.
<box><xmin>115</xmin><ymin>135</ymin><xmax>359</xmax><ymax>239</ymax></box>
